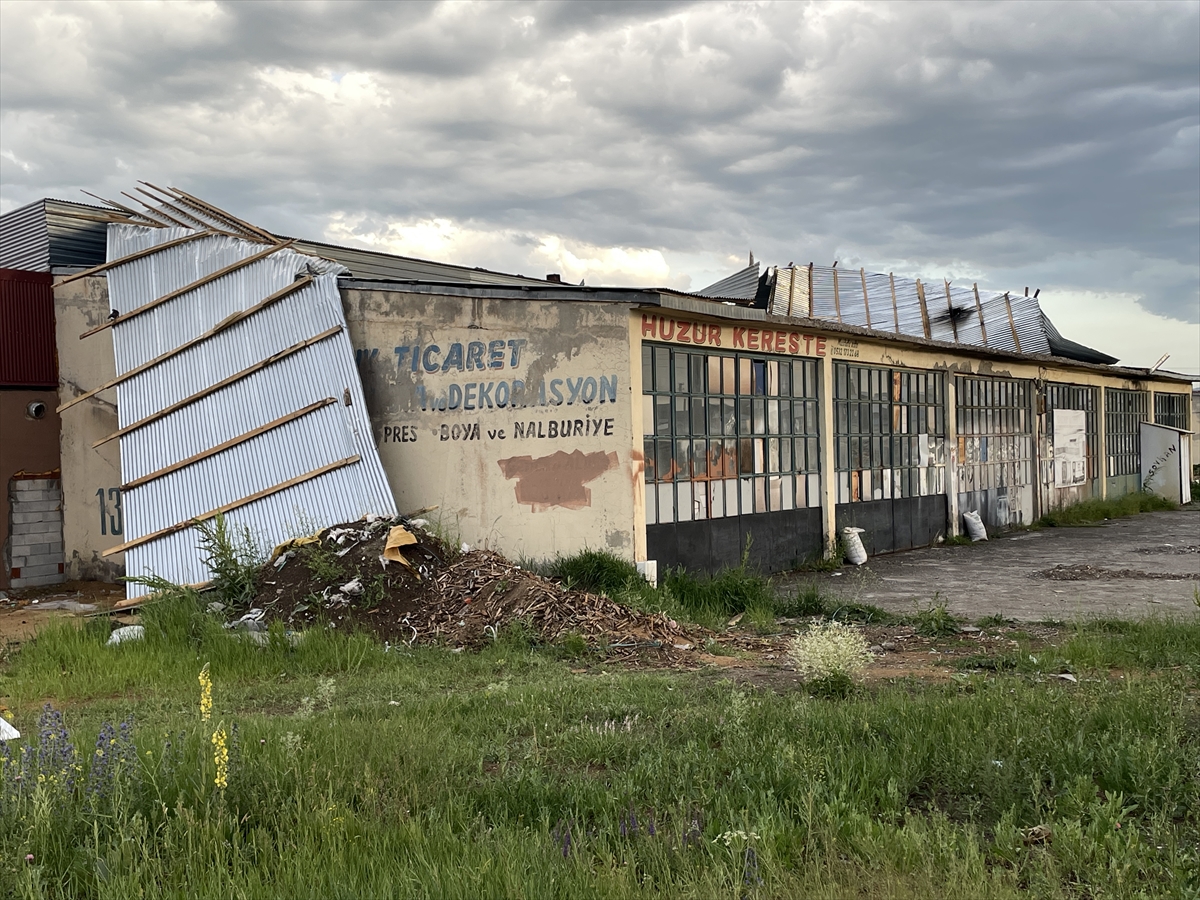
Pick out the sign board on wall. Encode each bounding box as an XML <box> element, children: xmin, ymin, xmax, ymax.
<box><xmin>1053</xmin><ymin>409</ymin><xmax>1088</xmax><ymax>488</ymax></box>
<box><xmin>640</xmin><ymin>314</ymin><xmax>828</xmax><ymax>358</ymax></box>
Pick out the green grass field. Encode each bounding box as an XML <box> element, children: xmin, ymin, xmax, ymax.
<box><xmin>1</xmin><ymin>580</ymin><xmax>1198</xmax><ymax>899</ymax></box>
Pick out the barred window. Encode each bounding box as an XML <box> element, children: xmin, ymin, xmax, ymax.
<box><xmin>833</xmin><ymin>363</ymin><xmax>946</xmax><ymax>502</ymax></box>
<box><xmin>1045</xmin><ymin>383</ymin><xmax>1099</xmax><ymax>483</ymax></box>
<box><xmin>1153</xmin><ymin>392</ymin><xmax>1189</xmax><ymax>430</ymax></box>
<box><xmin>642</xmin><ymin>343</ymin><xmax>821</xmax><ymax>524</ymax></box>
<box><xmin>955</xmin><ymin>375</ymin><xmax>1034</xmax><ymax>492</ymax></box>
<box><xmin>1105</xmin><ymin>388</ymin><xmax>1149</xmax><ymax>477</ymax></box>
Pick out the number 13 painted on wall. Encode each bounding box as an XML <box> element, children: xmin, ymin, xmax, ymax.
<box><xmin>96</xmin><ymin>487</ymin><xmax>123</xmax><ymax>536</ymax></box>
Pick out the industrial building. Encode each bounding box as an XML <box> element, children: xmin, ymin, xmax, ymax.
<box><xmin>0</xmin><ymin>191</ymin><xmax>1192</xmax><ymax>592</ymax></box>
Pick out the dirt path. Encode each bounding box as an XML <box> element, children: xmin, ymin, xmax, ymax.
<box><xmin>778</xmin><ymin>506</ymin><xmax>1200</xmax><ymax>622</ymax></box>
<box><xmin>0</xmin><ymin>582</ymin><xmax>124</xmax><ymax>644</ymax></box>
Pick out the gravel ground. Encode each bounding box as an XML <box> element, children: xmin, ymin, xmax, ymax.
<box><xmin>778</xmin><ymin>506</ymin><xmax>1200</xmax><ymax>622</ymax></box>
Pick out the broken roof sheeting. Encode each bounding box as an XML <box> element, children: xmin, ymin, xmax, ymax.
<box><xmin>770</xmin><ymin>264</ymin><xmax>1116</xmax><ymax>363</ymax></box>
<box><xmin>101</xmin><ymin>223</ymin><xmax>396</xmax><ymax>597</ymax></box>
<box><xmin>697</xmin><ymin>262</ymin><xmax>761</xmax><ymax>301</ymax></box>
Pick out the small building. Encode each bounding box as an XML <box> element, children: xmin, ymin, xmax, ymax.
<box><xmin>0</xmin><ymin>195</ymin><xmax>1192</xmax><ymax>587</ymax></box>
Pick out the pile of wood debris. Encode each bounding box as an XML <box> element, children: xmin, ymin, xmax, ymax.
<box><xmin>254</xmin><ymin>516</ymin><xmax>697</xmax><ymax>657</ymax></box>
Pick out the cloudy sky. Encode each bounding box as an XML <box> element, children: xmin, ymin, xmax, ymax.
<box><xmin>2</xmin><ymin>0</ymin><xmax>1197</xmax><ymax>371</ymax></box>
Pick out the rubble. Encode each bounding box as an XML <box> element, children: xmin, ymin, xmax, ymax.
<box><xmin>251</xmin><ymin>515</ymin><xmax>696</xmax><ymax>657</ymax></box>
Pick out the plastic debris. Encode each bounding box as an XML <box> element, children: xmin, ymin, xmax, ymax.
<box><xmin>107</xmin><ymin>625</ymin><xmax>145</xmax><ymax>646</ymax></box>
<box><xmin>963</xmin><ymin>510</ymin><xmax>989</xmax><ymax>541</ymax></box>
<box><xmin>0</xmin><ymin>717</ymin><xmax>20</xmax><ymax>740</ymax></box>
<box><xmin>842</xmin><ymin>527</ymin><xmax>868</xmax><ymax>565</ymax></box>
<box><xmin>26</xmin><ymin>599</ymin><xmax>97</xmax><ymax>612</ymax></box>
<box><xmin>225</xmin><ymin>609</ymin><xmax>266</xmax><ymax>632</ymax></box>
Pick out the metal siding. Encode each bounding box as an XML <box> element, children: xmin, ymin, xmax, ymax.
<box><xmin>0</xmin><ymin>200</ymin><xmax>51</xmax><ymax>272</ymax></box>
<box><xmin>0</xmin><ymin>269</ymin><xmax>57</xmax><ymax>386</ymax></box>
<box><xmin>45</xmin><ymin>200</ymin><xmax>109</xmax><ymax>268</ymax></box>
<box><xmin>106</xmin><ymin>225</ymin><xmax>397</xmax><ymax>598</ymax></box>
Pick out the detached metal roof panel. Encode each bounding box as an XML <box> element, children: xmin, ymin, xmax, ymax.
<box><xmin>696</xmin><ymin>263</ymin><xmax>761</xmax><ymax>301</ymax></box>
<box><xmin>769</xmin><ymin>264</ymin><xmax>1111</xmax><ymax>362</ymax></box>
<box><xmin>103</xmin><ymin>223</ymin><xmax>397</xmax><ymax>597</ymax></box>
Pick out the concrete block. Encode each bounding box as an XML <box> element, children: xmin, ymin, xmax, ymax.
<box><xmin>11</xmin><ymin>490</ymin><xmax>55</xmax><ymax>504</ymax></box>
<box><xmin>16</xmin><ymin>563</ymin><xmax>61</xmax><ymax>578</ymax></box>
<box><xmin>11</xmin><ymin>556</ymin><xmax>26</xmax><ymax>568</ymax></box>
<box><xmin>12</xmin><ymin>479</ymin><xmax>57</xmax><ymax>492</ymax></box>
<box><xmin>21</xmin><ymin>543</ymin><xmax>51</xmax><ymax>557</ymax></box>
<box><xmin>14</xmin><ymin>500</ymin><xmax>61</xmax><ymax>514</ymax></box>
<box><xmin>10</xmin><ymin>512</ymin><xmax>43</xmax><ymax>525</ymax></box>
<box><xmin>48</xmin><ymin>541</ymin><xmax>63</xmax><ymax>553</ymax></box>
<box><xmin>12</xmin><ymin>572</ymin><xmax>66</xmax><ymax>588</ymax></box>
<box><xmin>19</xmin><ymin>521</ymin><xmax>60</xmax><ymax>536</ymax></box>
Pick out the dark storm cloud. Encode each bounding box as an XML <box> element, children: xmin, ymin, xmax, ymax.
<box><xmin>1</xmin><ymin>0</ymin><xmax>1196</xmax><ymax>326</ymax></box>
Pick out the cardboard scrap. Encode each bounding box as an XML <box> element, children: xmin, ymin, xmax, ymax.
<box><xmin>382</xmin><ymin>525</ymin><xmax>419</xmax><ymax>575</ymax></box>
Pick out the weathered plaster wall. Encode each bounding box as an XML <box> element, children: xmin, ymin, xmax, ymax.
<box><xmin>53</xmin><ymin>274</ymin><xmax>125</xmax><ymax>581</ymax></box>
<box><xmin>341</xmin><ymin>289</ymin><xmax>638</xmax><ymax>562</ymax></box>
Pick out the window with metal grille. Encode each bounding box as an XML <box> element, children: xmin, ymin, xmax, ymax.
<box><xmin>642</xmin><ymin>343</ymin><xmax>820</xmax><ymax>524</ymax></box>
<box><xmin>1045</xmin><ymin>383</ymin><xmax>1099</xmax><ymax>483</ymax></box>
<box><xmin>955</xmin><ymin>375</ymin><xmax>1034</xmax><ymax>492</ymax></box>
<box><xmin>1153</xmin><ymin>392</ymin><xmax>1189</xmax><ymax>430</ymax></box>
<box><xmin>1105</xmin><ymin>388</ymin><xmax>1149</xmax><ymax>477</ymax></box>
<box><xmin>833</xmin><ymin>363</ymin><xmax>946</xmax><ymax>503</ymax></box>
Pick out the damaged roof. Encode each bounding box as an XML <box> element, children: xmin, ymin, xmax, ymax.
<box><xmin>768</xmin><ymin>263</ymin><xmax>1118</xmax><ymax>365</ymax></box>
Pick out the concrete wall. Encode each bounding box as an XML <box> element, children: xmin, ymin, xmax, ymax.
<box><xmin>341</xmin><ymin>288</ymin><xmax>639</xmax><ymax>562</ymax></box>
<box><xmin>0</xmin><ymin>388</ymin><xmax>63</xmax><ymax>588</ymax></box>
<box><xmin>52</xmin><ymin>274</ymin><xmax>125</xmax><ymax>581</ymax></box>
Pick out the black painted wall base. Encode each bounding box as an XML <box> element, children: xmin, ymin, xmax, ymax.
<box><xmin>647</xmin><ymin>506</ymin><xmax>824</xmax><ymax>575</ymax></box>
<box><xmin>834</xmin><ymin>495</ymin><xmax>948</xmax><ymax>556</ymax></box>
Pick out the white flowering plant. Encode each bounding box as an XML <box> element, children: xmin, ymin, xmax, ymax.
<box><xmin>787</xmin><ymin>620</ymin><xmax>873</xmax><ymax>682</ymax></box>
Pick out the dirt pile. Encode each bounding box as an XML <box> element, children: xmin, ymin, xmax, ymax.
<box><xmin>254</xmin><ymin>516</ymin><xmax>696</xmax><ymax>656</ymax></box>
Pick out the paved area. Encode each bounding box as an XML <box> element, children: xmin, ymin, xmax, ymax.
<box><xmin>780</xmin><ymin>506</ymin><xmax>1200</xmax><ymax>622</ymax></box>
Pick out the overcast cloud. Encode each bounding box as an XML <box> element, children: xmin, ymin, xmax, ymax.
<box><xmin>2</xmin><ymin>0</ymin><xmax>1197</xmax><ymax>369</ymax></box>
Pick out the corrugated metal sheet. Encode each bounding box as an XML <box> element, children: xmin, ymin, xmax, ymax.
<box><xmin>103</xmin><ymin>223</ymin><xmax>397</xmax><ymax>597</ymax></box>
<box><xmin>45</xmin><ymin>200</ymin><xmax>109</xmax><ymax>269</ymax></box>
<box><xmin>286</xmin><ymin>236</ymin><xmax>551</xmax><ymax>286</ymax></box>
<box><xmin>0</xmin><ymin>200</ymin><xmax>51</xmax><ymax>271</ymax></box>
<box><xmin>768</xmin><ymin>264</ymin><xmax>1115</xmax><ymax>362</ymax></box>
<box><xmin>1</xmin><ymin>198</ymin><xmax>128</xmax><ymax>271</ymax></box>
<box><xmin>695</xmin><ymin>263</ymin><xmax>762</xmax><ymax>301</ymax></box>
<box><xmin>0</xmin><ymin>268</ymin><xmax>56</xmax><ymax>386</ymax></box>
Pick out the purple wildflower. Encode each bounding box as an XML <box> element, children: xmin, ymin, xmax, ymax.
<box><xmin>551</xmin><ymin>818</ymin><xmax>574</xmax><ymax>858</ymax></box>
<box><xmin>742</xmin><ymin>845</ymin><xmax>763</xmax><ymax>887</ymax></box>
<box><xmin>86</xmin><ymin>717</ymin><xmax>136</xmax><ymax>802</ymax></box>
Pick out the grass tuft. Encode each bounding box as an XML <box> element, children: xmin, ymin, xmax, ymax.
<box><xmin>1034</xmin><ymin>492</ymin><xmax>1175</xmax><ymax>528</ymax></box>
<box><xmin>913</xmin><ymin>596</ymin><xmax>961</xmax><ymax>637</ymax></box>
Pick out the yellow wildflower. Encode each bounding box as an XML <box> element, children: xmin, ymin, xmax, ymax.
<box><xmin>198</xmin><ymin>663</ymin><xmax>212</xmax><ymax>722</ymax></box>
<box><xmin>211</xmin><ymin>724</ymin><xmax>229</xmax><ymax>791</ymax></box>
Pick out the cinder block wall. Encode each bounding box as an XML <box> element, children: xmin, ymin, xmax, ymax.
<box><xmin>8</xmin><ymin>476</ymin><xmax>65</xmax><ymax>588</ymax></box>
